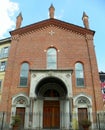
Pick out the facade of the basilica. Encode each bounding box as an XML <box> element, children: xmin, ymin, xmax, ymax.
<box><xmin>0</xmin><ymin>5</ymin><xmax>103</xmax><ymax>130</ymax></box>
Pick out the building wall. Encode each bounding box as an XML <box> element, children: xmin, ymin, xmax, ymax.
<box><xmin>0</xmin><ymin>24</ymin><xmax>103</xmax><ymax>113</ymax></box>
<box><xmin>0</xmin><ymin>39</ymin><xmax>11</xmax><ymax>102</ymax></box>
<box><xmin>0</xmin><ymin>72</ymin><xmax>4</xmax><ymax>101</ymax></box>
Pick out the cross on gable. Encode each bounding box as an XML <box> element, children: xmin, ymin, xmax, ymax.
<box><xmin>49</xmin><ymin>30</ymin><xmax>55</xmax><ymax>36</ymax></box>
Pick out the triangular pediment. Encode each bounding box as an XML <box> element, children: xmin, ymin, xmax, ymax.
<box><xmin>10</xmin><ymin>18</ymin><xmax>95</xmax><ymax>36</ymax></box>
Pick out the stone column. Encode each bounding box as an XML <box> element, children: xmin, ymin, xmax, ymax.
<box><xmin>69</xmin><ymin>97</ymin><xmax>73</xmax><ymax>129</ymax></box>
<box><xmin>29</xmin><ymin>97</ymin><xmax>34</xmax><ymax>127</ymax></box>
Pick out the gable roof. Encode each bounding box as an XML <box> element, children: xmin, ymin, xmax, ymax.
<box><xmin>10</xmin><ymin>18</ymin><xmax>95</xmax><ymax>36</ymax></box>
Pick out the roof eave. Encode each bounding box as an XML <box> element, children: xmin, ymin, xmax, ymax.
<box><xmin>10</xmin><ymin>18</ymin><xmax>95</xmax><ymax>36</ymax></box>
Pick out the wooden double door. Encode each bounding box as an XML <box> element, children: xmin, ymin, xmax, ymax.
<box><xmin>43</xmin><ymin>101</ymin><xmax>60</xmax><ymax>129</ymax></box>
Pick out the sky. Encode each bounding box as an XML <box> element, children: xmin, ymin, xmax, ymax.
<box><xmin>0</xmin><ymin>0</ymin><xmax>105</xmax><ymax>72</ymax></box>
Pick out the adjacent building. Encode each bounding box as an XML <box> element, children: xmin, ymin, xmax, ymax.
<box><xmin>0</xmin><ymin>5</ymin><xmax>103</xmax><ymax>130</ymax></box>
<box><xmin>0</xmin><ymin>38</ymin><xmax>11</xmax><ymax>101</ymax></box>
<box><xmin>99</xmin><ymin>72</ymin><xmax>105</xmax><ymax>108</ymax></box>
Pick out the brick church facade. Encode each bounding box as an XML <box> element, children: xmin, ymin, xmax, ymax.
<box><xmin>0</xmin><ymin>5</ymin><xmax>103</xmax><ymax>129</ymax></box>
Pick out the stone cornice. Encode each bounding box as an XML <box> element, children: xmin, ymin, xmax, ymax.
<box><xmin>29</xmin><ymin>68</ymin><xmax>73</xmax><ymax>74</ymax></box>
<box><xmin>10</xmin><ymin>18</ymin><xmax>95</xmax><ymax>36</ymax></box>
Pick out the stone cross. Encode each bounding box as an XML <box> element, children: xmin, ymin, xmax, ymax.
<box><xmin>49</xmin><ymin>30</ymin><xmax>55</xmax><ymax>36</ymax></box>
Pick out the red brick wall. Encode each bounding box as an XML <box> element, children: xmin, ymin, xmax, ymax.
<box><xmin>0</xmin><ymin>25</ymin><xmax>103</xmax><ymax>113</ymax></box>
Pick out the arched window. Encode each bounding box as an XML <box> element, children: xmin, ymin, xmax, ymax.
<box><xmin>20</xmin><ymin>63</ymin><xmax>29</xmax><ymax>87</ymax></box>
<box><xmin>47</xmin><ymin>48</ymin><xmax>57</xmax><ymax>69</ymax></box>
<box><xmin>75</xmin><ymin>62</ymin><xmax>84</xmax><ymax>87</ymax></box>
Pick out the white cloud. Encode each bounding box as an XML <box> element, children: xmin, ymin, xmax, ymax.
<box><xmin>0</xmin><ymin>0</ymin><xmax>19</xmax><ymax>38</ymax></box>
<box><xmin>56</xmin><ymin>9</ymin><xmax>65</xmax><ymax>19</ymax></box>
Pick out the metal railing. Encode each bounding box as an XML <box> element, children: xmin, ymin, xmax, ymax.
<box><xmin>0</xmin><ymin>112</ymin><xmax>105</xmax><ymax>130</ymax></box>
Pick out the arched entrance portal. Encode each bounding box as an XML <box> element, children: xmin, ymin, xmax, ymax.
<box><xmin>35</xmin><ymin>77</ymin><xmax>67</xmax><ymax>129</ymax></box>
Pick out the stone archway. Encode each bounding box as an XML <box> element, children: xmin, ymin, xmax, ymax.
<box><xmin>35</xmin><ymin>77</ymin><xmax>67</xmax><ymax>98</ymax></box>
<box><xmin>73</xmin><ymin>94</ymin><xmax>92</xmax><ymax>130</ymax></box>
<box><xmin>11</xmin><ymin>93</ymin><xmax>30</xmax><ymax>128</ymax></box>
<box><xmin>29</xmin><ymin>69</ymin><xmax>73</xmax><ymax>129</ymax></box>
<box><xmin>35</xmin><ymin>77</ymin><xmax>67</xmax><ymax>129</ymax></box>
